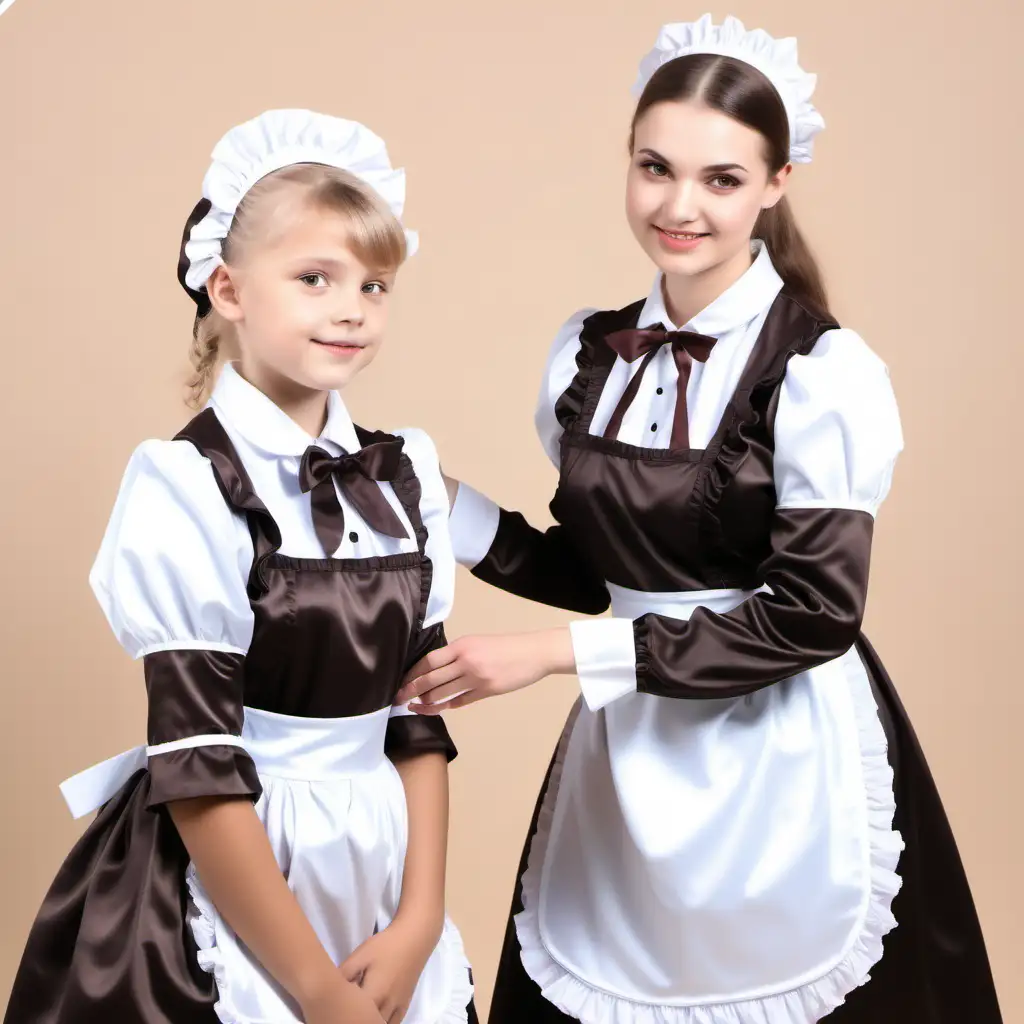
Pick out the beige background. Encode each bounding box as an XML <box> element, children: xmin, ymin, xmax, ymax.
<box><xmin>1</xmin><ymin>0</ymin><xmax>1021</xmax><ymax>1017</ymax></box>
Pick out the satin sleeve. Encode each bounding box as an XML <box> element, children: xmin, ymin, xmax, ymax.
<box><xmin>89</xmin><ymin>439</ymin><xmax>261</xmax><ymax>806</ymax></box>
<box><xmin>572</xmin><ymin>329</ymin><xmax>904</xmax><ymax>709</ymax></box>
<box><xmin>444</xmin><ymin>307</ymin><xmax>610</xmax><ymax>615</ymax></box>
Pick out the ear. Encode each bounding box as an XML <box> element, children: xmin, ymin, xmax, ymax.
<box><xmin>762</xmin><ymin>162</ymin><xmax>792</xmax><ymax>211</ymax></box>
<box><xmin>206</xmin><ymin>264</ymin><xmax>245</xmax><ymax>324</ymax></box>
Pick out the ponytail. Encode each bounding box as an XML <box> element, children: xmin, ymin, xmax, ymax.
<box><xmin>754</xmin><ymin>197</ymin><xmax>831</xmax><ymax>319</ymax></box>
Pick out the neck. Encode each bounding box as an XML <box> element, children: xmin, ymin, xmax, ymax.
<box><xmin>662</xmin><ymin>243</ymin><xmax>754</xmax><ymax>328</ymax></box>
<box><xmin>237</xmin><ymin>360</ymin><xmax>330</xmax><ymax>438</ymax></box>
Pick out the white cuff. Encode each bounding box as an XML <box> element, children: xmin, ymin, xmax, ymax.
<box><xmin>569</xmin><ymin>618</ymin><xmax>638</xmax><ymax>712</ymax></box>
<box><xmin>448</xmin><ymin>483</ymin><xmax>500</xmax><ymax>568</ymax></box>
<box><xmin>389</xmin><ymin>703</ymin><xmax>416</xmax><ymax>718</ymax></box>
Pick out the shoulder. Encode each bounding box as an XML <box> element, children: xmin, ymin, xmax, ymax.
<box><xmin>109</xmin><ymin>437</ymin><xmax>230</xmax><ymax>522</ymax></box>
<box><xmin>795</xmin><ymin>327</ymin><xmax>893</xmax><ymax>382</ymax></box>
<box><xmin>93</xmin><ymin>437</ymin><xmax>244</xmax><ymax>578</ymax></box>
<box><xmin>392</xmin><ymin>426</ymin><xmax>439</xmax><ymax>468</ymax></box>
<box><xmin>392</xmin><ymin>427</ymin><xmax>450</xmax><ymax>516</ymax></box>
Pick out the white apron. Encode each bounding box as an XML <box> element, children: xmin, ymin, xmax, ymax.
<box><xmin>61</xmin><ymin>706</ymin><xmax>473</xmax><ymax>1024</ymax></box>
<box><xmin>515</xmin><ymin>585</ymin><xmax>903</xmax><ymax>1024</ymax></box>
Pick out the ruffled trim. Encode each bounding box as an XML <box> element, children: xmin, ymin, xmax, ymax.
<box><xmin>186</xmin><ymin>863</ymin><xmax>245</xmax><ymax>1024</ymax></box>
<box><xmin>514</xmin><ymin>673</ymin><xmax>903</xmax><ymax>1024</ymax></box>
<box><xmin>437</xmin><ymin>916</ymin><xmax>475</xmax><ymax>1024</ymax></box>
<box><xmin>633</xmin><ymin>15</ymin><xmax>825</xmax><ymax>164</ymax></box>
<box><xmin>187</xmin><ymin>865</ymin><xmax>473</xmax><ymax>1024</ymax></box>
<box><xmin>184</xmin><ymin>109</ymin><xmax>417</xmax><ymax>293</ymax></box>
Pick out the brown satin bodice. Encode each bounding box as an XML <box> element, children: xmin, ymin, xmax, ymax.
<box><xmin>549</xmin><ymin>292</ymin><xmax>839</xmax><ymax>592</ymax></box>
<box><xmin>176</xmin><ymin>408</ymin><xmax>432</xmax><ymax>718</ymax></box>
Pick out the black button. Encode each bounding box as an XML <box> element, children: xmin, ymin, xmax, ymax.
<box><xmin>349</xmin><ymin>532</ymin><xmax>359</xmax><ymax>543</ymax></box>
<box><xmin>656</xmin><ymin>387</ymin><xmax>664</xmax><ymax>395</ymax></box>
<box><xmin>651</xmin><ymin>423</ymin><xmax>658</xmax><ymax>432</ymax></box>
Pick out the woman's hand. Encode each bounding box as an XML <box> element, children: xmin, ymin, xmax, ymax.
<box><xmin>395</xmin><ymin>628</ymin><xmax>575</xmax><ymax>712</ymax></box>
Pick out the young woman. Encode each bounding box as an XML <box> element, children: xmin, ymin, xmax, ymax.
<box><xmin>399</xmin><ymin>16</ymin><xmax>1003</xmax><ymax>1023</ymax></box>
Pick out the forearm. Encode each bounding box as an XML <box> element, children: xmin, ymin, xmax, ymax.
<box><xmin>446</xmin><ymin>479</ymin><xmax>610</xmax><ymax>615</ymax></box>
<box><xmin>392</xmin><ymin>752</ymin><xmax>449</xmax><ymax>940</ymax></box>
<box><xmin>571</xmin><ymin>508</ymin><xmax>872</xmax><ymax>709</ymax></box>
<box><xmin>170</xmin><ymin>796</ymin><xmax>337</xmax><ymax>1005</ymax></box>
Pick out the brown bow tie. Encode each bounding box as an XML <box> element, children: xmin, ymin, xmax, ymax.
<box><xmin>299</xmin><ymin>438</ymin><xmax>409</xmax><ymax>557</ymax></box>
<box><xmin>603</xmin><ymin>323</ymin><xmax>718</xmax><ymax>449</ymax></box>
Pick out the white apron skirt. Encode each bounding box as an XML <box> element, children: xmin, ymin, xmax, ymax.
<box><xmin>60</xmin><ymin>706</ymin><xmax>473</xmax><ymax>1024</ymax></box>
<box><xmin>515</xmin><ymin>585</ymin><xmax>903</xmax><ymax>1024</ymax></box>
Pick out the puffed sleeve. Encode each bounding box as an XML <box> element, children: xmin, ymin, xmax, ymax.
<box><xmin>446</xmin><ymin>309</ymin><xmax>610</xmax><ymax>615</ymax></box>
<box><xmin>89</xmin><ymin>439</ymin><xmax>262</xmax><ymax>807</ymax></box>
<box><xmin>386</xmin><ymin>429</ymin><xmax>458</xmax><ymax>762</ymax></box>
<box><xmin>571</xmin><ymin>329</ymin><xmax>905</xmax><ymax>710</ymax></box>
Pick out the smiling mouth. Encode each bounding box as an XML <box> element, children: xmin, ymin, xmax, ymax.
<box><xmin>656</xmin><ymin>227</ymin><xmax>710</xmax><ymax>240</ymax></box>
<box><xmin>312</xmin><ymin>339</ymin><xmax>364</xmax><ymax>350</ymax></box>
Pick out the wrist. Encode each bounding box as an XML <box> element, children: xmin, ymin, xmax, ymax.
<box><xmin>291</xmin><ymin>953</ymin><xmax>345</xmax><ymax>1007</ymax></box>
<box><xmin>392</xmin><ymin>901</ymin><xmax>445</xmax><ymax>948</ymax></box>
<box><xmin>538</xmin><ymin>626</ymin><xmax>575</xmax><ymax>677</ymax></box>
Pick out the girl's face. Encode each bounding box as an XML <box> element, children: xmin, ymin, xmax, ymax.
<box><xmin>208</xmin><ymin>199</ymin><xmax>395</xmax><ymax>398</ymax></box>
<box><xmin>626</xmin><ymin>99</ymin><xmax>789</xmax><ymax>284</ymax></box>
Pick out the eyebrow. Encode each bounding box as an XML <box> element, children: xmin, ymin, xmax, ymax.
<box><xmin>637</xmin><ymin>149</ymin><xmax>748</xmax><ymax>174</ymax></box>
<box><xmin>294</xmin><ymin>256</ymin><xmax>394</xmax><ymax>277</ymax></box>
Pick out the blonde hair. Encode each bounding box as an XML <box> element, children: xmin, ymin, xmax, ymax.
<box><xmin>186</xmin><ymin>163</ymin><xmax>408</xmax><ymax>407</ymax></box>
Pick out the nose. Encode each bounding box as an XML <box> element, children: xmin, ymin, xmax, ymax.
<box><xmin>331</xmin><ymin>286</ymin><xmax>365</xmax><ymax>326</ymax></box>
<box><xmin>662</xmin><ymin>179</ymin><xmax>699</xmax><ymax>226</ymax></box>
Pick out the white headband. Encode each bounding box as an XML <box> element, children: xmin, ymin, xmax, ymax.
<box><xmin>181</xmin><ymin>108</ymin><xmax>418</xmax><ymax>300</ymax></box>
<box><xmin>633</xmin><ymin>14</ymin><xmax>824</xmax><ymax>164</ymax></box>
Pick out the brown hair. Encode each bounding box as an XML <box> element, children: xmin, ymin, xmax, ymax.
<box><xmin>629</xmin><ymin>54</ymin><xmax>831</xmax><ymax>318</ymax></box>
<box><xmin>186</xmin><ymin>163</ymin><xmax>407</xmax><ymax>407</ymax></box>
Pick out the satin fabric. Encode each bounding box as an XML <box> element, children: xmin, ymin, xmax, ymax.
<box><xmin>3</xmin><ymin>407</ymin><xmax>467</xmax><ymax>1024</ymax></box>
<box><xmin>480</xmin><ymin>290</ymin><xmax>1002</xmax><ymax>1022</ymax></box>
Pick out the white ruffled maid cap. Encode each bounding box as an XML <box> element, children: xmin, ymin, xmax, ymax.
<box><xmin>632</xmin><ymin>14</ymin><xmax>824</xmax><ymax>164</ymax></box>
<box><xmin>177</xmin><ymin>108</ymin><xmax>418</xmax><ymax>317</ymax></box>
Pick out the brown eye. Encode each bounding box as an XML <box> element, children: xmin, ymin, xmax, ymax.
<box><xmin>709</xmin><ymin>174</ymin><xmax>740</xmax><ymax>189</ymax></box>
<box><xmin>300</xmin><ymin>273</ymin><xmax>328</xmax><ymax>287</ymax></box>
<box><xmin>642</xmin><ymin>161</ymin><xmax>669</xmax><ymax>177</ymax></box>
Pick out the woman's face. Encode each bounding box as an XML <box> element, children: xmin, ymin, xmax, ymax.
<box><xmin>626</xmin><ymin>99</ymin><xmax>789</xmax><ymax>283</ymax></box>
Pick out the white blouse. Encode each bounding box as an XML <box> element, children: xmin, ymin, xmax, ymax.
<box><xmin>449</xmin><ymin>243</ymin><xmax>903</xmax><ymax>703</ymax></box>
<box><xmin>90</xmin><ymin>362</ymin><xmax>455</xmax><ymax>666</ymax></box>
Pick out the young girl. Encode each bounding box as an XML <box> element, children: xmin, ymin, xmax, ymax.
<box><xmin>399</xmin><ymin>16</ymin><xmax>1003</xmax><ymax>1024</ymax></box>
<box><xmin>5</xmin><ymin>109</ymin><xmax>475</xmax><ymax>1024</ymax></box>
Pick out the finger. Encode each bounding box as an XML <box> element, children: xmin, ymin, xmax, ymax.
<box><xmin>359</xmin><ymin>965</ymin><xmax>391</xmax><ymax>1007</ymax></box>
<box><xmin>399</xmin><ymin>647</ymin><xmax>458</xmax><ymax>690</ymax></box>
<box><xmin>411</xmin><ymin>688</ymin><xmax>482</xmax><ymax>714</ymax></box>
<box><xmin>341</xmin><ymin>954</ymin><xmax>369</xmax><ymax>983</ymax></box>
<box><xmin>417</xmin><ymin>679</ymin><xmax>474</xmax><ymax>707</ymax></box>
<box><xmin>396</xmin><ymin>662</ymin><xmax>464</xmax><ymax>704</ymax></box>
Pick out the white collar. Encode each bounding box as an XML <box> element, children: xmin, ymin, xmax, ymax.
<box><xmin>638</xmin><ymin>240</ymin><xmax>784</xmax><ymax>337</ymax></box>
<box><xmin>208</xmin><ymin>362</ymin><xmax>362</xmax><ymax>457</ymax></box>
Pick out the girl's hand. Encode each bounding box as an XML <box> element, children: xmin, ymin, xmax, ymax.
<box><xmin>340</xmin><ymin>916</ymin><xmax>439</xmax><ymax>1023</ymax></box>
<box><xmin>395</xmin><ymin>629</ymin><xmax>574</xmax><ymax>712</ymax></box>
<box><xmin>300</xmin><ymin>971</ymin><xmax>385</xmax><ymax>1024</ymax></box>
